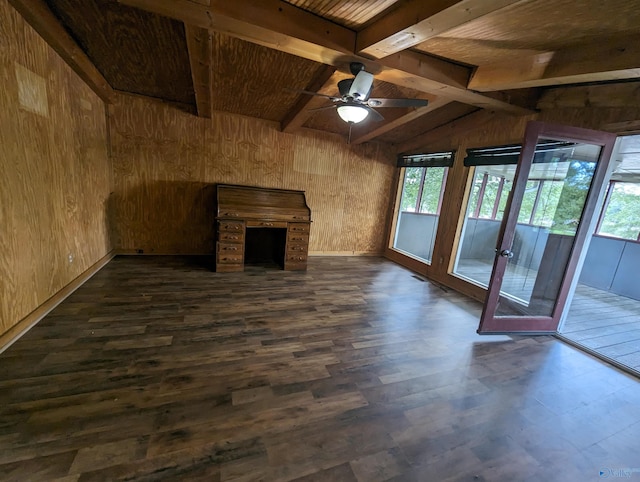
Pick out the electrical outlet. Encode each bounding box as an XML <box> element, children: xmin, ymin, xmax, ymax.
<box><xmin>68</xmin><ymin>253</ymin><xmax>74</xmax><ymax>263</ymax></box>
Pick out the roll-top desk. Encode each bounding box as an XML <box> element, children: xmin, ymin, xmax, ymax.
<box><xmin>215</xmin><ymin>184</ymin><xmax>311</xmax><ymax>272</ymax></box>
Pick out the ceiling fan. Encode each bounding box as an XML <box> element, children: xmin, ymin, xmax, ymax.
<box><xmin>300</xmin><ymin>62</ymin><xmax>429</xmax><ymax>125</ymax></box>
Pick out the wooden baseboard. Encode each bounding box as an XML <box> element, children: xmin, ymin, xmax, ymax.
<box><xmin>114</xmin><ymin>250</ymin><xmax>212</xmax><ymax>255</ymax></box>
<box><xmin>384</xmin><ymin>247</ymin><xmax>486</xmax><ymax>303</ymax></box>
<box><xmin>308</xmin><ymin>251</ymin><xmax>382</xmax><ymax>256</ymax></box>
<box><xmin>115</xmin><ymin>251</ymin><xmax>383</xmax><ymax>257</ymax></box>
<box><xmin>384</xmin><ymin>248</ymin><xmax>429</xmax><ymax>275</ymax></box>
<box><xmin>0</xmin><ymin>251</ymin><xmax>116</xmax><ymax>354</ymax></box>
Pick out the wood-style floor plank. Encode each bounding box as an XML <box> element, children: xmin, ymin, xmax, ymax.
<box><xmin>1</xmin><ymin>256</ymin><xmax>639</xmax><ymax>481</ymax></box>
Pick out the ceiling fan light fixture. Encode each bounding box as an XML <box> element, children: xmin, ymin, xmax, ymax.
<box><xmin>337</xmin><ymin>105</ymin><xmax>369</xmax><ymax>124</ymax></box>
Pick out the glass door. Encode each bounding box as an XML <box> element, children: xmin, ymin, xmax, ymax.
<box><xmin>478</xmin><ymin>121</ymin><xmax>617</xmax><ymax>333</ymax></box>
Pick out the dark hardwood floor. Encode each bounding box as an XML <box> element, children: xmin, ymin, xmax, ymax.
<box><xmin>1</xmin><ymin>256</ymin><xmax>639</xmax><ymax>481</ymax></box>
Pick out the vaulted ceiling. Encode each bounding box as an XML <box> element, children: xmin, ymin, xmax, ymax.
<box><xmin>10</xmin><ymin>0</ymin><xmax>640</xmax><ymax>151</ymax></box>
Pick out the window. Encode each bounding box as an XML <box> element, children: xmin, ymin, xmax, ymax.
<box><xmin>392</xmin><ymin>152</ymin><xmax>454</xmax><ymax>264</ymax></box>
<box><xmin>419</xmin><ymin>167</ymin><xmax>447</xmax><ymax>214</ymax></box>
<box><xmin>397</xmin><ymin>166</ymin><xmax>447</xmax><ymax>214</ymax></box>
<box><xmin>597</xmin><ymin>181</ymin><xmax>640</xmax><ymax>241</ymax></box>
<box><xmin>399</xmin><ymin>167</ymin><xmax>422</xmax><ymax>212</ymax></box>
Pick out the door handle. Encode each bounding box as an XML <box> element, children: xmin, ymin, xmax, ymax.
<box><xmin>500</xmin><ymin>249</ymin><xmax>514</xmax><ymax>259</ymax></box>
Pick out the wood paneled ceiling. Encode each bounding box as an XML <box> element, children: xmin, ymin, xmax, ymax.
<box><xmin>11</xmin><ymin>0</ymin><xmax>640</xmax><ymax>152</ymax></box>
<box><xmin>44</xmin><ymin>0</ymin><xmax>195</xmax><ymax>105</ymax></box>
<box><xmin>283</xmin><ymin>0</ymin><xmax>399</xmax><ymax>29</ymax></box>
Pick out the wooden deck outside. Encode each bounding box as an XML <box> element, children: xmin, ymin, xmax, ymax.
<box><xmin>561</xmin><ymin>285</ymin><xmax>640</xmax><ymax>372</ymax></box>
<box><xmin>1</xmin><ymin>256</ymin><xmax>639</xmax><ymax>481</ymax></box>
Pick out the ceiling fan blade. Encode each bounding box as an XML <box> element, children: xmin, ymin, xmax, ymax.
<box><xmin>286</xmin><ymin>88</ymin><xmax>340</xmax><ymax>102</ymax></box>
<box><xmin>338</xmin><ymin>79</ymin><xmax>353</xmax><ymax>98</ymax></box>
<box><xmin>367</xmin><ymin>98</ymin><xmax>429</xmax><ymax>108</ymax></box>
<box><xmin>349</xmin><ymin>70</ymin><xmax>374</xmax><ymax>101</ymax></box>
<box><xmin>364</xmin><ymin>106</ymin><xmax>384</xmax><ymax>122</ymax></box>
<box><xmin>307</xmin><ymin>104</ymin><xmax>338</xmax><ymax>113</ymax></box>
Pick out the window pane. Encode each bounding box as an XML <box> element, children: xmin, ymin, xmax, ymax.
<box><xmin>393</xmin><ymin>167</ymin><xmax>449</xmax><ymax>264</ymax></box>
<box><xmin>598</xmin><ymin>182</ymin><xmax>640</xmax><ymax>240</ymax></box>
<box><xmin>399</xmin><ymin>168</ymin><xmax>422</xmax><ymax>212</ymax></box>
<box><xmin>454</xmin><ymin>168</ymin><xmax>511</xmax><ymax>287</ymax></box>
<box><xmin>497</xmin><ymin>179</ymin><xmax>513</xmax><ymax>218</ymax></box>
<box><xmin>418</xmin><ymin>167</ymin><xmax>446</xmax><ymax>214</ymax></box>
<box><xmin>532</xmin><ymin>180</ymin><xmax>563</xmax><ymax>227</ymax></box>
<box><xmin>517</xmin><ymin>180</ymin><xmax>540</xmax><ymax>224</ymax></box>
<box><xmin>549</xmin><ymin>161</ymin><xmax>596</xmax><ymax>236</ymax></box>
<box><xmin>478</xmin><ymin>175</ymin><xmax>502</xmax><ymax>219</ymax></box>
<box><xmin>468</xmin><ymin>173</ymin><xmax>484</xmax><ymax>218</ymax></box>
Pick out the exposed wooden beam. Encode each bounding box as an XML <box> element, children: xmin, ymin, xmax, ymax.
<box><xmin>118</xmin><ymin>0</ymin><xmax>355</xmax><ymax>62</ymax></box>
<box><xmin>115</xmin><ymin>90</ymin><xmax>197</xmax><ymax>115</ymax></box>
<box><xmin>357</xmin><ymin>0</ymin><xmax>526</xmax><ymax>59</ymax></box>
<box><xmin>351</xmin><ymin>97</ymin><xmax>452</xmax><ymax>145</ymax></box>
<box><xmin>537</xmin><ymin>82</ymin><xmax>640</xmax><ymax>110</ymax></box>
<box><xmin>9</xmin><ymin>0</ymin><xmax>115</xmax><ymax>104</ymax></box>
<box><xmin>378</xmin><ymin>50</ymin><xmax>533</xmax><ymax>115</ymax></box>
<box><xmin>118</xmin><ymin>0</ymin><xmax>534</xmax><ymax>116</ymax></box>
<box><xmin>602</xmin><ymin>119</ymin><xmax>640</xmax><ymax>134</ymax></box>
<box><xmin>397</xmin><ymin>109</ymin><xmax>499</xmax><ymax>154</ymax></box>
<box><xmin>469</xmin><ymin>37</ymin><xmax>640</xmax><ymax>92</ymax></box>
<box><xmin>281</xmin><ymin>64</ymin><xmax>337</xmax><ymax>133</ymax></box>
<box><xmin>185</xmin><ymin>25</ymin><xmax>212</xmax><ymax>118</ymax></box>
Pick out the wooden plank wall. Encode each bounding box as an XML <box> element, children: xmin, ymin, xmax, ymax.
<box><xmin>109</xmin><ymin>94</ymin><xmax>397</xmax><ymax>255</ymax></box>
<box><xmin>388</xmin><ymin>82</ymin><xmax>640</xmax><ymax>302</ymax></box>
<box><xmin>0</xmin><ymin>0</ymin><xmax>112</xmax><ymax>338</ymax></box>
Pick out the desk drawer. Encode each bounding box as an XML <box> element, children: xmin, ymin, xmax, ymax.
<box><xmin>218</xmin><ymin>231</ymin><xmax>243</xmax><ymax>242</ymax></box>
<box><xmin>217</xmin><ymin>243</ymin><xmax>242</xmax><ymax>254</ymax></box>
<box><xmin>289</xmin><ymin>223</ymin><xmax>310</xmax><ymax>234</ymax></box>
<box><xmin>286</xmin><ymin>253</ymin><xmax>308</xmax><ymax>263</ymax></box>
<box><xmin>287</xmin><ymin>233</ymin><xmax>309</xmax><ymax>243</ymax></box>
<box><xmin>216</xmin><ymin>252</ymin><xmax>243</xmax><ymax>264</ymax></box>
<box><xmin>246</xmin><ymin>220</ymin><xmax>287</xmax><ymax>228</ymax></box>
<box><xmin>287</xmin><ymin>243</ymin><xmax>307</xmax><ymax>253</ymax></box>
<box><xmin>218</xmin><ymin>220</ymin><xmax>245</xmax><ymax>232</ymax></box>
